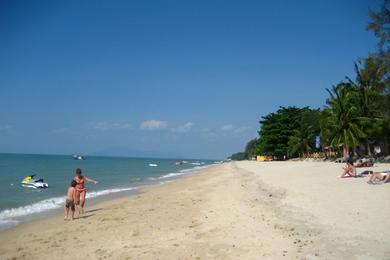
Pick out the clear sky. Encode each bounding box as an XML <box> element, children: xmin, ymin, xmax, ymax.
<box><xmin>0</xmin><ymin>0</ymin><xmax>379</xmax><ymax>159</ymax></box>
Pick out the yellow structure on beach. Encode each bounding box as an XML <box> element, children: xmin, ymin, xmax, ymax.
<box><xmin>256</xmin><ymin>155</ymin><xmax>272</xmax><ymax>161</ymax></box>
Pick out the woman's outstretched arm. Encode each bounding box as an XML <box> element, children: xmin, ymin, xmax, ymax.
<box><xmin>84</xmin><ymin>177</ymin><xmax>98</xmax><ymax>184</ymax></box>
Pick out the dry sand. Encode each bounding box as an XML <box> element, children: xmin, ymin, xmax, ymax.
<box><xmin>0</xmin><ymin>161</ymin><xmax>389</xmax><ymax>259</ymax></box>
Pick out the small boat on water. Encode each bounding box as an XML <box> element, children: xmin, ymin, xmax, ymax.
<box><xmin>21</xmin><ymin>175</ymin><xmax>49</xmax><ymax>189</ymax></box>
<box><xmin>73</xmin><ymin>154</ymin><xmax>85</xmax><ymax>160</ymax></box>
<box><xmin>172</xmin><ymin>161</ymin><xmax>184</xmax><ymax>166</ymax></box>
<box><xmin>172</xmin><ymin>160</ymin><xmax>191</xmax><ymax>166</ymax></box>
<box><xmin>148</xmin><ymin>163</ymin><xmax>158</xmax><ymax>167</ymax></box>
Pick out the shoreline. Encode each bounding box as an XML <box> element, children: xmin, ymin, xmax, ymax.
<box><xmin>1</xmin><ymin>161</ymin><xmax>389</xmax><ymax>259</ymax></box>
<box><xmin>0</xmin><ymin>163</ymin><xmax>213</xmax><ymax>231</ymax></box>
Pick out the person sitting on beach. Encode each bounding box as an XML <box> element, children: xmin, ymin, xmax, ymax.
<box><xmin>367</xmin><ymin>171</ymin><xmax>390</xmax><ymax>184</ymax></box>
<box><xmin>65</xmin><ymin>180</ymin><xmax>77</xmax><ymax>220</ymax></box>
<box><xmin>74</xmin><ymin>168</ymin><xmax>98</xmax><ymax>214</ymax></box>
<box><xmin>339</xmin><ymin>157</ymin><xmax>357</xmax><ymax>178</ymax></box>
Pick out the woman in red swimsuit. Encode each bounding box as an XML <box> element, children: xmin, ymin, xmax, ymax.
<box><xmin>74</xmin><ymin>168</ymin><xmax>98</xmax><ymax>214</ymax></box>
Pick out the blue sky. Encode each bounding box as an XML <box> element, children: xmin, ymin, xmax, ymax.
<box><xmin>0</xmin><ymin>0</ymin><xmax>379</xmax><ymax>159</ymax></box>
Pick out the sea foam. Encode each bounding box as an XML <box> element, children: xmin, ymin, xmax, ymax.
<box><xmin>0</xmin><ymin>162</ymin><xmax>212</xmax><ymax>230</ymax></box>
<box><xmin>0</xmin><ymin>186</ymin><xmax>139</xmax><ymax>229</ymax></box>
<box><xmin>148</xmin><ymin>165</ymin><xmax>210</xmax><ymax>180</ymax></box>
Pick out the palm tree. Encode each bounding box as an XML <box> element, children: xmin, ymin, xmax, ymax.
<box><xmin>322</xmin><ymin>83</ymin><xmax>366</xmax><ymax>157</ymax></box>
<box><xmin>346</xmin><ymin>56</ymin><xmax>387</xmax><ymax>155</ymax></box>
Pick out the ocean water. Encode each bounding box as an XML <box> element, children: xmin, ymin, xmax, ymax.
<box><xmin>0</xmin><ymin>153</ymin><xmax>214</xmax><ymax>230</ymax></box>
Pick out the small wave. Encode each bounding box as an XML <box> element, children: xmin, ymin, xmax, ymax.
<box><xmin>86</xmin><ymin>187</ymin><xmax>138</xmax><ymax>199</ymax></box>
<box><xmin>159</xmin><ymin>180</ymin><xmax>174</xmax><ymax>185</ymax></box>
<box><xmin>158</xmin><ymin>172</ymin><xmax>186</xmax><ymax>179</ymax></box>
<box><xmin>189</xmin><ymin>162</ymin><xmax>202</xmax><ymax>166</ymax></box>
<box><xmin>148</xmin><ymin>165</ymin><xmax>210</xmax><ymax>180</ymax></box>
<box><xmin>0</xmin><ymin>164</ymin><xmax>212</xmax><ymax>229</ymax></box>
<box><xmin>179</xmin><ymin>165</ymin><xmax>209</xmax><ymax>173</ymax></box>
<box><xmin>147</xmin><ymin>172</ymin><xmax>184</xmax><ymax>180</ymax></box>
<box><xmin>0</xmin><ymin>186</ymin><xmax>139</xmax><ymax>228</ymax></box>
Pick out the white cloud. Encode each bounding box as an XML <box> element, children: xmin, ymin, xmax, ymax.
<box><xmin>140</xmin><ymin>120</ymin><xmax>168</xmax><ymax>130</ymax></box>
<box><xmin>220</xmin><ymin>124</ymin><xmax>251</xmax><ymax>134</ymax></box>
<box><xmin>171</xmin><ymin>122</ymin><xmax>194</xmax><ymax>133</ymax></box>
<box><xmin>234</xmin><ymin>126</ymin><xmax>250</xmax><ymax>133</ymax></box>
<box><xmin>93</xmin><ymin>122</ymin><xmax>132</xmax><ymax>131</ymax></box>
<box><xmin>221</xmin><ymin>124</ymin><xmax>233</xmax><ymax>131</ymax></box>
<box><xmin>0</xmin><ymin>125</ymin><xmax>12</xmax><ymax>131</ymax></box>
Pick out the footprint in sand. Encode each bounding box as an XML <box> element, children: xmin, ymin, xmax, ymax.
<box><xmin>95</xmin><ymin>248</ymin><xmax>112</xmax><ymax>259</ymax></box>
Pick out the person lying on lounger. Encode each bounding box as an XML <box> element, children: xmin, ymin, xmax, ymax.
<box><xmin>367</xmin><ymin>171</ymin><xmax>390</xmax><ymax>184</ymax></box>
<box><xmin>355</xmin><ymin>159</ymin><xmax>374</xmax><ymax>168</ymax></box>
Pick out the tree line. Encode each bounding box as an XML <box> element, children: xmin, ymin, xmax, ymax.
<box><xmin>231</xmin><ymin>1</ymin><xmax>390</xmax><ymax>161</ymax></box>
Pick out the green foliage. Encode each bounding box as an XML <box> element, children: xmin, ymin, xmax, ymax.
<box><xmin>229</xmin><ymin>139</ymin><xmax>260</xmax><ymax>160</ymax></box>
<box><xmin>349</xmin><ymin>56</ymin><xmax>389</xmax><ymax>154</ymax></box>
<box><xmin>257</xmin><ymin>107</ymin><xmax>305</xmax><ymax>158</ymax></box>
<box><xmin>249</xmin><ymin>56</ymin><xmax>390</xmax><ymax>158</ymax></box>
<box><xmin>244</xmin><ymin>138</ymin><xmax>259</xmax><ymax>159</ymax></box>
<box><xmin>348</xmin><ymin>57</ymin><xmax>387</xmax><ymax>117</ymax></box>
<box><xmin>231</xmin><ymin>2</ymin><xmax>390</xmax><ymax>159</ymax></box>
<box><xmin>367</xmin><ymin>0</ymin><xmax>390</xmax><ymax>121</ymax></box>
<box><xmin>229</xmin><ymin>152</ymin><xmax>247</xmax><ymax>161</ymax></box>
<box><xmin>367</xmin><ymin>0</ymin><xmax>390</xmax><ymax>52</ymax></box>
<box><xmin>287</xmin><ymin>108</ymin><xmax>322</xmax><ymax>157</ymax></box>
<box><xmin>322</xmin><ymin>83</ymin><xmax>367</xmax><ymax>155</ymax></box>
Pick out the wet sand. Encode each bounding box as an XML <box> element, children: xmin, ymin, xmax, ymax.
<box><xmin>0</xmin><ymin>161</ymin><xmax>389</xmax><ymax>259</ymax></box>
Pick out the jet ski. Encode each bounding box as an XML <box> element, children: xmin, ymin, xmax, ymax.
<box><xmin>172</xmin><ymin>161</ymin><xmax>184</xmax><ymax>166</ymax></box>
<box><xmin>21</xmin><ymin>175</ymin><xmax>49</xmax><ymax>189</ymax></box>
<box><xmin>73</xmin><ymin>154</ymin><xmax>85</xmax><ymax>160</ymax></box>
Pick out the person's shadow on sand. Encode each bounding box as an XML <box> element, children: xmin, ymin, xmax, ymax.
<box><xmin>76</xmin><ymin>214</ymin><xmax>95</xmax><ymax>219</ymax></box>
<box><xmin>84</xmin><ymin>208</ymin><xmax>103</xmax><ymax>214</ymax></box>
<box><xmin>75</xmin><ymin>208</ymin><xmax>103</xmax><ymax>219</ymax></box>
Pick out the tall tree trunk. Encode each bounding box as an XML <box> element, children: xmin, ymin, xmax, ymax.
<box><xmin>366</xmin><ymin>141</ymin><xmax>372</xmax><ymax>156</ymax></box>
<box><xmin>343</xmin><ymin>145</ymin><xmax>349</xmax><ymax>158</ymax></box>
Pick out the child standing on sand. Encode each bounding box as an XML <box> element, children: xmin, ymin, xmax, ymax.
<box><xmin>64</xmin><ymin>180</ymin><xmax>77</xmax><ymax>220</ymax></box>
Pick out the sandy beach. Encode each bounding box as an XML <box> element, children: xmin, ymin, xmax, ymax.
<box><xmin>0</xmin><ymin>161</ymin><xmax>389</xmax><ymax>260</ymax></box>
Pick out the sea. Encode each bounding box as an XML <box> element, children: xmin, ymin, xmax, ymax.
<box><xmin>0</xmin><ymin>153</ymin><xmax>216</xmax><ymax>230</ymax></box>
